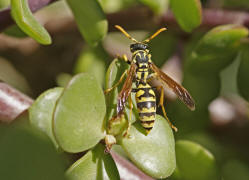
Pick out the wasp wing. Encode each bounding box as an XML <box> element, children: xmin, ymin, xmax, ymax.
<box><xmin>117</xmin><ymin>63</ymin><xmax>137</xmax><ymax>114</ymax></box>
<box><xmin>150</xmin><ymin>63</ymin><xmax>195</xmax><ymax>111</ymax></box>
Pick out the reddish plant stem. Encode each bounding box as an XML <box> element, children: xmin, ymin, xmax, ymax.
<box><xmin>0</xmin><ymin>83</ymin><xmax>33</xmax><ymax>122</ymax></box>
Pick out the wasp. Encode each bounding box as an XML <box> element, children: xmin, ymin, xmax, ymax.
<box><xmin>105</xmin><ymin>25</ymin><xmax>195</xmax><ymax>135</ymax></box>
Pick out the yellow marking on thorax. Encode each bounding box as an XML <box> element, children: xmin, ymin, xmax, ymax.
<box><xmin>137</xmin><ymin>83</ymin><xmax>151</xmax><ymax>89</ymax></box>
<box><xmin>136</xmin><ymin>97</ymin><xmax>155</xmax><ymax>102</ymax></box>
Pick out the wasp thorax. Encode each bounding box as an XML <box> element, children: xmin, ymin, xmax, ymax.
<box><xmin>130</xmin><ymin>43</ymin><xmax>148</xmax><ymax>53</ymax></box>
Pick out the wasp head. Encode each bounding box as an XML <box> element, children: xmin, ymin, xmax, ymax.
<box><xmin>130</xmin><ymin>43</ymin><xmax>149</xmax><ymax>53</ymax></box>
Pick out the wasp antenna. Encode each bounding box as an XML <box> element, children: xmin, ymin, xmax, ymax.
<box><xmin>143</xmin><ymin>27</ymin><xmax>167</xmax><ymax>43</ymax></box>
<box><xmin>115</xmin><ymin>25</ymin><xmax>138</xmax><ymax>43</ymax></box>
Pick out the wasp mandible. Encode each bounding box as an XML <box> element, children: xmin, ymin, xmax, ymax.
<box><xmin>105</xmin><ymin>25</ymin><xmax>195</xmax><ymax>135</ymax></box>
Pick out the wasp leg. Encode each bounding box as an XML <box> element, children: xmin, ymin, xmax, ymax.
<box><xmin>104</xmin><ymin>70</ymin><xmax>127</xmax><ymax>94</ymax></box>
<box><xmin>123</xmin><ymin>95</ymin><xmax>133</xmax><ymax>137</ymax></box>
<box><xmin>155</xmin><ymin>86</ymin><xmax>178</xmax><ymax>132</ymax></box>
<box><xmin>117</xmin><ymin>54</ymin><xmax>131</xmax><ymax>64</ymax></box>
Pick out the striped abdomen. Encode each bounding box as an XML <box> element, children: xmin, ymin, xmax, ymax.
<box><xmin>135</xmin><ymin>83</ymin><xmax>156</xmax><ymax>134</ymax></box>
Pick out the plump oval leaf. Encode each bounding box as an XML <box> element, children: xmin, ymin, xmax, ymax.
<box><xmin>0</xmin><ymin>126</ymin><xmax>66</xmax><ymax>180</ymax></box>
<box><xmin>149</xmin><ymin>32</ymin><xmax>177</xmax><ymax>67</ymax></box>
<box><xmin>56</xmin><ymin>73</ymin><xmax>72</xmax><ymax>87</ymax></box>
<box><xmin>74</xmin><ymin>46</ymin><xmax>108</xmax><ymax>86</ymax></box>
<box><xmin>186</xmin><ymin>24</ymin><xmax>249</xmax><ymax>74</ymax></box>
<box><xmin>222</xmin><ymin>159</ymin><xmax>249</xmax><ymax>180</ymax></box>
<box><xmin>66</xmin><ymin>0</ymin><xmax>108</xmax><ymax>46</ymax></box>
<box><xmin>120</xmin><ymin>115</ymin><xmax>176</xmax><ymax>179</ymax></box>
<box><xmin>139</xmin><ymin>0</ymin><xmax>169</xmax><ymax>15</ymax></box>
<box><xmin>105</xmin><ymin>59</ymin><xmax>137</xmax><ymax>136</ymax></box>
<box><xmin>183</xmin><ymin>71</ymin><xmax>220</xmax><ymax>109</ymax></box>
<box><xmin>4</xmin><ymin>25</ymin><xmax>27</xmax><ymax>38</ymax></box>
<box><xmin>10</xmin><ymin>0</ymin><xmax>51</xmax><ymax>45</ymax></box>
<box><xmin>66</xmin><ymin>143</ymin><xmax>120</xmax><ymax>180</ymax></box>
<box><xmin>237</xmin><ymin>43</ymin><xmax>249</xmax><ymax>101</ymax></box>
<box><xmin>29</xmin><ymin>87</ymin><xmax>63</xmax><ymax>148</ymax></box>
<box><xmin>175</xmin><ymin>140</ymin><xmax>221</xmax><ymax>180</ymax></box>
<box><xmin>170</xmin><ymin>0</ymin><xmax>202</xmax><ymax>32</ymax></box>
<box><xmin>0</xmin><ymin>0</ymin><xmax>10</xmax><ymax>9</ymax></box>
<box><xmin>53</xmin><ymin>73</ymin><xmax>106</xmax><ymax>153</ymax></box>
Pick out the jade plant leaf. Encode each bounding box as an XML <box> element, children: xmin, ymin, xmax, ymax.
<box><xmin>66</xmin><ymin>0</ymin><xmax>108</xmax><ymax>46</ymax></box>
<box><xmin>175</xmin><ymin>140</ymin><xmax>221</xmax><ymax>180</ymax></box>
<box><xmin>74</xmin><ymin>45</ymin><xmax>108</xmax><ymax>86</ymax></box>
<box><xmin>105</xmin><ymin>58</ymin><xmax>130</xmax><ymax>122</ymax></box>
<box><xmin>53</xmin><ymin>73</ymin><xmax>106</xmax><ymax>153</ymax></box>
<box><xmin>29</xmin><ymin>87</ymin><xmax>63</xmax><ymax>148</ymax></box>
<box><xmin>139</xmin><ymin>0</ymin><xmax>169</xmax><ymax>15</ymax></box>
<box><xmin>104</xmin><ymin>58</ymin><xmax>137</xmax><ymax>136</ymax></box>
<box><xmin>186</xmin><ymin>24</ymin><xmax>249</xmax><ymax>74</ymax></box>
<box><xmin>4</xmin><ymin>25</ymin><xmax>27</xmax><ymax>38</ymax></box>
<box><xmin>237</xmin><ymin>43</ymin><xmax>249</xmax><ymax>101</ymax></box>
<box><xmin>182</xmin><ymin>71</ymin><xmax>221</xmax><ymax>109</ymax></box>
<box><xmin>66</xmin><ymin>143</ymin><xmax>120</xmax><ymax>180</ymax></box>
<box><xmin>222</xmin><ymin>159</ymin><xmax>249</xmax><ymax>180</ymax></box>
<box><xmin>120</xmin><ymin>115</ymin><xmax>176</xmax><ymax>179</ymax></box>
<box><xmin>0</xmin><ymin>126</ymin><xmax>66</xmax><ymax>180</ymax></box>
<box><xmin>170</xmin><ymin>0</ymin><xmax>202</xmax><ymax>32</ymax></box>
<box><xmin>10</xmin><ymin>0</ymin><xmax>52</xmax><ymax>45</ymax></box>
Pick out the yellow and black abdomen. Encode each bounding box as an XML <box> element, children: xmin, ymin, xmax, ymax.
<box><xmin>135</xmin><ymin>83</ymin><xmax>156</xmax><ymax>134</ymax></box>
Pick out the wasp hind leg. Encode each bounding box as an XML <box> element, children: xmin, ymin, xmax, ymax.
<box><xmin>123</xmin><ymin>95</ymin><xmax>133</xmax><ymax>138</ymax></box>
<box><xmin>155</xmin><ymin>86</ymin><xmax>178</xmax><ymax>132</ymax></box>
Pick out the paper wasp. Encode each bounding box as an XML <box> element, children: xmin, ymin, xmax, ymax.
<box><xmin>105</xmin><ymin>25</ymin><xmax>195</xmax><ymax>135</ymax></box>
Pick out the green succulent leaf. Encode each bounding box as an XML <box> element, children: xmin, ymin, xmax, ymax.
<box><xmin>222</xmin><ymin>159</ymin><xmax>249</xmax><ymax>180</ymax></box>
<box><xmin>149</xmin><ymin>32</ymin><xmax>177</xmax><ymax>67</ymax></box>
<box><xmin>29</xmin><ymin>87</ymin><xmax>63</xmax><ymax>148</ymax></box>
<box><xmin>170</xmin><ymin>0</ymin><xmax>202</xmax><ymax>32</ymax></box>
<box><xmin>66</xmin><ymin>143</ymin><xmax>120</xmax><ymax>180</ymax></box>
<box><xmin>10</xmin><ymin>0</ymin><xmax>52</xmax><ymax>45</ymax></box>
<box><xmin>56</xmin><ymin>73</ymin><xmax>72</xmax><ymax>87</ymax></box>
<box><xmin>186</xmin><ymin>24</ymin><xmax>249</xmax><ymax>74</ymax></box>
<box><xmin>105</xmin><ymin>58</ymin><xmax>130</xmax><ymax>124</ymax></box>
<box><xmin>0</xmin><ymin>0</ymin><xmax>10</xmax><ymax>9</ymax></box>
<box><xmin>139</xmin><ymin>0</ymin><xmax>169</xmax><ymax>15</ymax></box>
<box><xmin>4</xmin><ymin>25</ymin><xmax>27</xmax><ymax>38</ymax></box>
<box><xmin>53</xmin><ymin>73</ymin><xmax>106</xmax><ymax>153</ymax></box>
<box><xmin>0</xmin><ymin>126</ymin><xmax>66</xmax><ymax>180</ymax></box>
<box><xmin>237</xmin><ymin>43</ymin><xmax>249</xmax><ymax>101</ymax></box>
<box><xmin>183</xmin><ymin>71</ymin><xmax>221</xmax><ymax>109</ymax></box>
<box><xmin>66</xmin><ymin>0</ymin><xmax>108</xmax><ymax>46</ymax></box>
<box><xmin>74</xmin><ymin>46</ymin><xmax>108</xmax><ymax>86</ymax></box>
<box><xmin>175</xmin><ymin>140</ymin><xmax>221</xmax><ymax>180</ymax></box>
<box><xmin>98</xmin><ymin>0</ymin><xmax>137</xmax><ymax>13</ymax></box>
<box><xmin>121</xmin><ymin>115</ymin><xmax>176</xmax><ymax>179</ymax></box>
<box><xmin>104</xmin><ymin>58</ymin><xmax>137</xmax><ymax>136</ymax></box>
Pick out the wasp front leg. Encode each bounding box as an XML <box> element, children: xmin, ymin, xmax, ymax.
<box><xmin>116</xmin><ymin>54</ymin><xmax>131</xmax><ymax>64</ymax></box>
<box><xmin>104</xmin><ymin>70</ymin><xmax>128</xmax><ymax>94</ymax></box>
